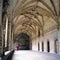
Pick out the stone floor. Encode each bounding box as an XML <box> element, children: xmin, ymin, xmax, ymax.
<box><xmin>12</xmin><ymin>50</ymin><xmax>60</xmax><ymax>60</ymax></box>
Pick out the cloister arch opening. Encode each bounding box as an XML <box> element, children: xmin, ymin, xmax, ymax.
<box><xmin>47</xmin><ymin>41</ymin><xmax>50</xmax><ymax>52</ymax></box>
<box><xmin>14</xmin><ymin>33</ymin><xmax>31</xmax><ymax>50</ymax></box>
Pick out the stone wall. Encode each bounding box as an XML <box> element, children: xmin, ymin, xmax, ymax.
<box><xmin>32</xmin><ymin>29</ymin><xmax>60</xmax><ymax>54</ymax></box>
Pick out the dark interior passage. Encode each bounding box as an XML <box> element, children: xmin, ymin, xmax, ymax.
<box><xmin>14</xmin><ymin>33</ymin><xmax>31</xmax><ymax>50</ymax></box>
<box><xmin>47</xmin><ymin>41</ymin><xmax>50</xmax><ymax>52</ymax></box>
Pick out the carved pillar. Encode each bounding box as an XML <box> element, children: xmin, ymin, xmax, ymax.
<box><xmin>8</xmin><ymin>18</ymin><xmax>13</xmax><ymax>50</ymax></box>
<box><xmin>50</xmin><ymin>40</ymin><xmax>55</xmax><ymax>53</ymax></box>
<box><xmin>5</xmin><ymin>17</ymin><xmax>8</xmax><ymax>48</ymax></box>
<box><xmin>35</xmin><ymin>26</ymin><xmax>39</xmax><ymax>51</ymax></box>
<box><xmin>40</xmin><ymin>41</ymin><xmax>42</xmax><ymax>52</ymax></box>
<box><xmin>44</xmin><ymin>41</ymin><xmax>47</xmax><ymax>52</ymax></box>
<box><xmin>8</xmin><ymin>6</ymin><xmax>14</xmax><ymax>50</ymax></box>
<box><xmin>9</xmin><ymin>21</ymin><xmax>12</xmax><ymax>50</ymax></box>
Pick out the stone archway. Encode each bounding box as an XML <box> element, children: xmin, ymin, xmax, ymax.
<box><xmin>14</xmin><ymin>33</ymin><xmax>31</xmax><ymax>50</ymax></box>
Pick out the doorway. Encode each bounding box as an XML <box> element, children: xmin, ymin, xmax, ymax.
<box><xmin>47</xmin><ymin>41</ymin><xmax>50</xmax><ymax>52</ymax></box>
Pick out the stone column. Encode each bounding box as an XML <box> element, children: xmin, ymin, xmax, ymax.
<box><xmin>36</xmin><ymin>38</ymin><xmax>39</xmax><ymax>51</ymax></box>
<box><xmin>44</xmin><ymin>41</ymin><xmax>47</xmax><ymax>52</ymax></box>
<box><xmin>39</xmin><ymin>36</ymin><xmax>43</xmax><ymax>52</ymax></box>
<box><xmin>9</xmin><ymin>21</ymin><xmax>12</xmax><ymax>50</ymax></box>
<box><xmin>35</xmin><ymin>26</ymin><xmax>39</xmax><ymax>51</ymax></box>
<box><xmin>50</xmin><ymin>40</ymin><xmax>55</xmax><ymax>53</ymax></box>
<box><xmin>5</xmin><ymin>17</ymin><xmax>8</xmax><ymax>48</ymax></box>
<box><xmin>32</xmin><ymin>39</ymin><xmax>35</xmax><ymax>50</ymax></box>
<box><xmin>40</xmin><ymin>41</ymin><xmax>42</xmax><ymax>52</ymax></box>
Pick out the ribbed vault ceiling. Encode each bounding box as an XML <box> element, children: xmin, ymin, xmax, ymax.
<box><xmin>11</xmin><ymin>0</ymin><xmax>60</xmax><ymax>39</ymax></box>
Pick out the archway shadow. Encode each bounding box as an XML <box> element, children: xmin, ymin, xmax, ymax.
<box><xmin>14</xmin><ymin>33</ymin><xmax>31</xmax><ymax>50</ymax></box>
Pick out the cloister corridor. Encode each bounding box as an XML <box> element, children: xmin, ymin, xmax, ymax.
<box><xmin>0</xmin><ymin>0</ymin><xmax>60</xmax><ymax>60</ymax></box>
